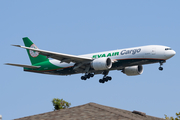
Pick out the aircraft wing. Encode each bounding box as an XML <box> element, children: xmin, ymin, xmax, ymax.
<box><xmin>12</xmin><ymin>45</ymin><xmax>93</xmax><ymax>63</ymax></box>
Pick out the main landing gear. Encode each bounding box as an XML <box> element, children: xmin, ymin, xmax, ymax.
<box><xmin>99</xmin><ymin>71</ymin><xmax>112</xmax><ymax>84</ymax></box>
<box><xmin>81</xmin><ymin>73</ymin><xmax>94</xmax><ymax>80</ymax></box>
<box><xmin>99</xmin><ymin>76</ymin><xmax>112</xmax><ymax>83</ymax></box>
<box><xmin>159</xmin><ymin>60</ymin><xmax>165</xmax><ymax>71</ymax></box>
<box><xmin>80</xmin><ymin>71</ymin><xmax>112</xmax><ymax>84</ymax></box>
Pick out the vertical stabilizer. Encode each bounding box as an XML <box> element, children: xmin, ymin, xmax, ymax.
<box><xmin>23</xmin><ymin>37</ymin><xmax>48</xmax><ymax>65</ymax></box>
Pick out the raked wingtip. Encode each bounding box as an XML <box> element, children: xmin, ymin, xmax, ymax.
<box><xmin>11</xmin><ymin>44</ymin><xmax>21</xmax><ymax>47</ymax></box>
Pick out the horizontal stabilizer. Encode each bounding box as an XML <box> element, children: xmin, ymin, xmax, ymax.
<box><xmin>5</xmin><ymin>63</ymin><xmax>41</xmax><ymax>69</ymax></box>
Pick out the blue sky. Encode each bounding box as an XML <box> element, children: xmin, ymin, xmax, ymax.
<box><xmin>1</xmin><ymin>1</ymin><xmax>179</xmax><ymax>119</ymax></box>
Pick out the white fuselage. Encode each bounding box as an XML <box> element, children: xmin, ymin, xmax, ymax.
<box><xmin>49</xmin><ymin>45</ymin><xmax>176</xmax><ymax>69</ymax></box>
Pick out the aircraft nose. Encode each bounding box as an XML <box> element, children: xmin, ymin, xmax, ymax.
<box><xmin>172</xmin><ymin>50</ymin><xmax>176</xmax><ymax>56</ymax></box>
<box><xmin>170</xmin><ymin>50</ymin><xmax>176</xmax><ymax>57</ymax></box>
<box><xmin>167</xmin><ymin>50</ymin><xmax>176</xmax><ymax>58</ymax></box>
<box><xmin>165</xmin><ymin>49</ymin><xmax>176</xmax><ymax>59</ymax></box>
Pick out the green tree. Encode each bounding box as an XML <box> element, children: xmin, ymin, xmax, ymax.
<box><xmin>165</xmin><ymin>112</ymin><xmax>180</xmax><ymax>120</ymax></box>
<box><xmin>52</xmin><ymin>98</ymin><xmax>71</xmax><ymax>110</ymax></box>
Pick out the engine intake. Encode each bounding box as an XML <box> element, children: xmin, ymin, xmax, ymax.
<box><xmin>91</xmin><ymin>58</ymin><xmax>112</xmax><ymax>70</ymax></box>
<box><xmin>122</xmin><ymin>65</ymin><xmax>143</xmax><ymax>76</ymax></box>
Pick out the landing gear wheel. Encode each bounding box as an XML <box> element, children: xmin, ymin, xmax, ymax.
<box><xmin>90</xmin><ymin>74</ymin><xmax>94</xmax><ymax>77</ymax></box>
<box><xmin>81</xmin><ymin>76</ymin><xmax>87</xmax><ymax>80</ymax></box>
<box><xmin>86</xmin><ymin>74</ymin><xmax>91</xmax><ymax>79</ymax></box>
<box><xmin>103</xmin><ymin>78</ymin><xmax>108</xmax><ymax>82</ymax></box>
<box><xmin>159</xmin><ymin>67</ymin><xmax>163</xmax><ymax>71</ymax></box>
<box><xmin>99</xmin><ymin>79</ymin><xmax>102</xmax><ymax>83</ymax></box>
<box><xmin>106</xmin><ymin>76</ymin><xmax>112</xmax><ymax>81</ymax></box>
<box><xmin>99</xmin><ymin>79</ymin><xmax>104</xmax><ymax>83</ymax></box>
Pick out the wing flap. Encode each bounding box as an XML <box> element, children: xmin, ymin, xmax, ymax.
<box><xmin>5</xmin><ymin>63</ymin><xmax>41</xmax><ymax>69</ymax></box>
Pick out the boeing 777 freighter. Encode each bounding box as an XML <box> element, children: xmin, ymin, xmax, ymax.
<box><xmin>6</xmin><ymin>37</ymin><xmax>176</xmax><ymax>83</ymax></box>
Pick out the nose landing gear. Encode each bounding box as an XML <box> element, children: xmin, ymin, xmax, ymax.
<box><xmin>159</xmin><ymin>60</ymin><xmax>165</xmax><ymax>71</ymax></box>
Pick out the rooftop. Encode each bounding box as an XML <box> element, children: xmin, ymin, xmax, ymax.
<box><xmin>14</xmin><ymin>102</ymin><xmax>165</xmax><ymax>120</ymax></box>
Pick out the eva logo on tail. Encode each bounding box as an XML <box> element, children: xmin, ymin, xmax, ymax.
<box><xmin>29</xmin><ymin>44</ymin><xmax>39</xmax><ymax>57</ymax></box>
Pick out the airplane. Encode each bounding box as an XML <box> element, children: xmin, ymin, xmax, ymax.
<box><xmin>6</xmin><ymin>37</ymin><xmax>176</xmax><ymax>83</ymax></box>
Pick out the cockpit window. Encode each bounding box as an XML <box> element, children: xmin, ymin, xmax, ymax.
<box><xmin>165</xmin><ymin>48</ymin><xmax>172</xmax><ymax>50</ymax></box>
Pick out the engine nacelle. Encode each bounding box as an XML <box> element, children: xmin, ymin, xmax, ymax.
<box><xmin>91</xmin><ymin>58</ymin><xmax>112</xmax><ymax>70</ymax></box>
<box><xmin>122</xmin><ymin>65</ymin><xmax>143</xmax><ymax>76</ymax></box>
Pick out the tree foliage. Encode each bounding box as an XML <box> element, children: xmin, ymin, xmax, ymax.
<box><xmin>52</xmin><ymin>98</ymin><xmax>71</xmax><ymax>110</ymax></box>
<box><xmin>165</xmin><ymin>112</ymin><xmax>180</xmax><ymax>120</ymax></box>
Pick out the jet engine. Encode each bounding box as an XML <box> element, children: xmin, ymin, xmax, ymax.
<box><xmin>91</xmin><ymin>58</ymin><xmax>112</xmax><ymax>70</ymax></box>
<box><xmin>122</xmin><ymin>65</ymin><xmax>143</xmax><ymax>76</ymax></box>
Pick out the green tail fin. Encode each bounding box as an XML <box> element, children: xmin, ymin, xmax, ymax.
<box><xmin>23</xmin><ymin>37</ymin><xmax>48</xmax><ymax>65</ymax></box>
